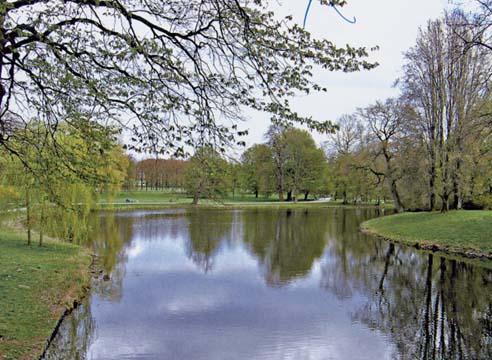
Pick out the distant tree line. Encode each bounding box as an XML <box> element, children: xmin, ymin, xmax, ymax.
<box><xmin>127</xmin><ymin>159</ymin><xmax>188</xmax><ymax>191</ymax></box>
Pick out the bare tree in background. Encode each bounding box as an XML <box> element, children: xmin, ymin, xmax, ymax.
<box><xmin>359</xmin><ymin>99</ymin><xmax>406</xmax><ymax>213</ymax></box>
<box><xmin>456</xmin><ymin>0</ymin><xmax>492</xmax><ymax>51</ymax></box>
<box><xmin>400</xmin><ymin>10</ymin><xmax>491</xmax><ymax>211</ymax></box>
<box><xmin>327</xmin><ymin>114</ymin><xmax>363</xmax><ymax>156</ymax></box>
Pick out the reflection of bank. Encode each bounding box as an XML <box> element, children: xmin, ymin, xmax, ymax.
<box><xmin>41</xmin><ymin>213</ymin><xmax>135</xmax><ymax>359</ymax></box>
<box><xmin>40</xmin><ymin>255</ymin><xmax>129</xmax><ymax>359</ymax></box>
<box><xmin>321</xmin><ymin>225</ymin><xmax>492</xmax><ymax>360</ymax></box>
<box><xmin>40</xmin><ymin>300</ymin><xmax>95</xmax><ymax>360</ymax></box>
<box><xmin>40</xmin><ymin>208</ymin><xmax>492</xmax><ymax>360</ymax></box>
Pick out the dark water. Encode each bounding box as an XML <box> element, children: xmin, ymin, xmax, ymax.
<box><xmin>42</xmin><ymin>208</ymin><xmax>492</xmax><ymax>360</ymax></box>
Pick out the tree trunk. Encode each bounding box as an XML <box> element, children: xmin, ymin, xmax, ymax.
<box><xmin>381</xmin><ymin>146</ymin><xmax>404</xmax><ymax>213</ymax></box>
<box><xmin>426</xmin><ymin>118</ymin><xmax>437</xmax><ymax>211</ymax></box>
<box><xmin>0</xmin><ymin>10</ymin><xmax>6</xmax><ymax>110</ymax></box>
<box><xmin>451</xmin><ymin>159</ymin><xmax>462</xmax><ymax>210</ymax></box>
<box><xmin>193</xmin><ymin>182</ymin><xmax>203</xmax><ymax>205</ymax></box>
<box><xmin>441</xmin><ymin>152</ymin><xmax>450</xmax><ymax>213</ymax></box>
<box><xmin>292</xmin><ymin>187</ymin><xmax>297</xmax><ymax>203</ymax></box>
<box><xmin>255</xmin><ymin>190</ymin><xmax>258</xmax><ymax>198</ymax></box>
<box><xmin>192</xmin><ymin>192</ymin><xmax>200</xmax><ymax>205</ymax></box>
<box><xmin>441</xmin><ymin>193</ymin><xmax>449</xmax><ymax>213</ymax></box>
<box><xmin>304</xmin><ymin>191</ymin><xmax>309</xmax><ymax>201</ymax></box>
<box><xmin>278</xmin><ymin>190</ymin><xmax>284</xmax><ymax>202</ymax></box>
<box><xmin>286</xmin><ymin>190</ymin><xmax>292</xmax><ymax>202</ymax></box>
<box><xmin>388</xmin><ymin>178</ymin><xmax>404</xmax><ymax>213</ymax></box>
<box><xmin>429</xmin><ymin>162</ymin><xmax>436</xmax><ymax>211</ymax></box>
<box><xmin>39</xmin><ymin>200</ymin><xmax>45</xmax><ymax>246</ymax></box>
<box><xmin>451</xmin><ymin>184</ymin><xmax>461</xmax><ymax>210</ymax></box>
<box><xmin>26</xmin><ymin>188</ymin><xmax>31</xmax><ymax>246</ymax></box>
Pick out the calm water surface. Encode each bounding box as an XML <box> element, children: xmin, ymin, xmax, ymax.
<box><xmin>42</xmin><ymin>208</ymin><xmax>492</xmax><ymax>360</ymax></box>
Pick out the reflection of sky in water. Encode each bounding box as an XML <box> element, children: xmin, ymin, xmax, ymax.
<box><xmin>44</xmin><ymin>208</ymin><xmax>492</xmax><ymax>360</ymax></box>
<box><xmin>85</xmin><ymin>211</ymin><xmax>395</xmax><ymax>360</ymax></box>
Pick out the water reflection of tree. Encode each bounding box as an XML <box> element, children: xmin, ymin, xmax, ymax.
<box><xmin>43</xmin><ymin>211</ymin><xmax>188</xmax><ymax>358</ymax></box>
<box><xmin>320</xmin><ymin>208</ymin><xmax>390</xmax><ymax>298</ymax></box>
<box><xmin>184</xmin><ymin>210</ymin><xmax>235</xmax><ymax>272</ymax></box>
<box><xmin>183</xmin><ymin>208</ymin><xmax>332</xmax><ymax>283</ymax></box>
<box><xmin>88</xmin><ymin>213</ymin><xmax>133</xmax><ymax>273</ymax></box>
<box><xmin>41</xmin><ymin>301</ymin><xmax>94</xmax><ymax>360</ymax></box>
<box><xmin>132</xmin><ymin>211</ymin><xmax>187</xmax><ymax>243</ymax></box>
<box><xmin>86</xmin><ymin>213</ymin><xmax>135</xmax><ymax>301</ymax></box>
<box><xmin>242</xmin><ymin>209</ymin><xmax>329</xmax><ymax>286</ymax></box>
<box><xmin>320</xmin><ymin>216</ymin><xmax>492</xmax><ymax>359</ymax></box>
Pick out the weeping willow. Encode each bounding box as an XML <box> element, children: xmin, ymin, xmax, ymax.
<box><xmin>42</xmin><ymin>183</ymin><xmax>96</xmax><ymax>244</ymax></box>
<box><xmin>0</xmin><ymin>118</ymin><xmax>128</xmax><ymax>245</ymax></box>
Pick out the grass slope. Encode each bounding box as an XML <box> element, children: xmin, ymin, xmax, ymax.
<box><xmin>362</xmin><ymin>211</ymin><xmax>492</xmax><ymax>258</ymax></box>
<box><xmin>0</xmin><ymin>228</ymin><xmax>91</xmax><ymax>360</ymax></box>
<box><xmin>109</xmin><ymin>190</ymin><xmax>191</xmax><ymax>204</ymax></box>
<box><xmin>98</xmin><ymin>190</ymin><xmax>389</xmax><ymax>210</ymax></box>
<box><xmin>104</xmin><ymin>190</ymin><xmax>281</xmax><ymax>204</ymax></box>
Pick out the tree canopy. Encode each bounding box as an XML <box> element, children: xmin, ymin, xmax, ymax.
<box><xmin>184</xmin><ymin>146</ymin><xmax>229</xmax><ymax>204</ymax></box>
<box><xmin>0</xmin><ymin>0</ymin><xmax>376</xmax><ymax>158</ymax></box>
<box><xmin>0</xmin><ymin>120</ymin><xmax>127</xmax><ymax>244</ymax></box>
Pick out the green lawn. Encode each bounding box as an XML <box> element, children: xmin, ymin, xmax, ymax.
<box><xmin>0</xmin><ymin>228</ymin><xmax>91</xmax><ymax>360</ymax></box>
<box><xmin>362</xmin><ymin>210</ymin><xmax>492</xmax><ymax>258</ymax></box>
<box><xmin>107</xmin><ymin>190</ymin><xmax>287</xmax><ymax>204</ymax></box>
<box><xmin>108</xmin><ymin>190</ymin><xmax>191</xmax><ymax>204</ymax></box>
<box><xmin>100</xmin><ymin>190</ymin><xmax>388</xmax><ymax>209</ymax></box>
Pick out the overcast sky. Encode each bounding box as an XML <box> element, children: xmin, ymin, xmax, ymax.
<box><xmin>238</xmin><ymin>0</ymin><xmax>452</xmax><ymax>150</ymax></box>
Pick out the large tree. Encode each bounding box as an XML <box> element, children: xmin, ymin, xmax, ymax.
<box><xmin>241</xmin><ymin>144</ymin><xmax>274</xmax><ymax>198</ymax></box>
<box><xmin>184</xmin><ymin>146</ymin><xmax>229</xmax><ymax>204</ymax></box>
<box><xmin>266</xmin><ymin>125</ymin><xmax>289</xmax><ymax>201</ymax></box>
<box><xmin>400</xmin><ymin>10</ymin><xmax>491</xmax><ymax>211</ymax></box>
<box><xmin>325</xmin><ymin>114</ymin><xmax>385</xmax><ymax>205</ymax></box>
<box><xmin>0</xmin><ymin>119</ymin><xmax>127</xmax><ymax>244</ymax></box>
<box><xmin>282</xmin><ymin>128</ymin><xmax>327</xmax><ymax>201</ymax></box>
<box><xmin>0</xmin><ymin>0</ymin><xmax>376</xmax><ymax>160</ymax></box>
<box><xmin>359</xmin><ymin>99</ymin><xmax>406</xmax><ymax>213</ymax></box>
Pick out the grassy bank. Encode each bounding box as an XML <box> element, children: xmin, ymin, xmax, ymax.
<box><xmin>109</xmin><ymin>190</ymin><xmax>311</xmax><ymax>204</ymax></box>
<box><xmin>102</xmin><ymin>190</ymin><xmax>280</xmax><ymax>205</ymax></box>
<box><xmin>0</xmin><ymin>227</ymin><xmax>91</xmax><ymax>360</ymax></box>
<box><xmin>98</xmin><ymin>190</ymin><xmax>389</xmax><ymax>210</ymax></box>
<box><xmin>362</xmin><ymin>210</ymin><xmax>492</xmax><ymax>259</ymax></box>
<box><xmin>97</xmin><ymin>201</ymin><xmax>389</xmax><ymax>211</ymax></box>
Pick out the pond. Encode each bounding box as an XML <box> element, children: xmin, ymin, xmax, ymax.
<box><xmin>42</xmin><ymin>208</ymin><xmax>492</xmax><ymax>360</ymax></box>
